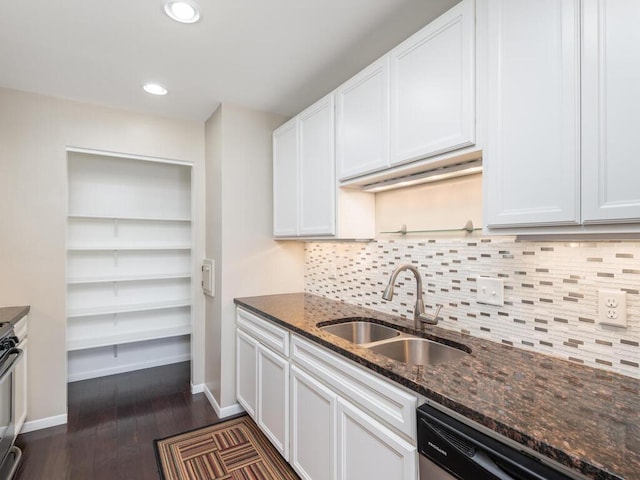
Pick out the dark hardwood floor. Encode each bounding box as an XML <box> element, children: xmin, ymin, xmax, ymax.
<box><xmin>14</xmin><ymin>362</ymin><xmax>220</xmax><ymax>480</ymax></box>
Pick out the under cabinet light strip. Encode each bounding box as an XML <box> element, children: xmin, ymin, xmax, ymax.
<box><xmin>361</xmin><ymin>159</ymin><xmax>482</xmax><ymax>193</ymax></box>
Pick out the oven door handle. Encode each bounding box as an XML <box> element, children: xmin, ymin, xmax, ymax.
<box><xmin>0</xmin><ymin>348</ymin><xmax>23</xmax><ymax>382</ymax></box>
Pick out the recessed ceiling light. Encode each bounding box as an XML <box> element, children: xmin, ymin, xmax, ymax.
<box><xmin>163</xmin><ymin>0</ymin><xmax>201</xmax><ymax>24</ymax></box>
<box><xmin>143</xmin><ymin>83</ymin><xmax>168</xmax><ymax>96</ymax></box>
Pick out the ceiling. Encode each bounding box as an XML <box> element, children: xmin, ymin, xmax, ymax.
<box><xmin>0</xmin><ymin>0</ymin><xmax>459</xmax><ymax>122</ymax></box>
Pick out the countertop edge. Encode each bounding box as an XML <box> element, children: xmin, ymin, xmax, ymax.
<box><xmin>0</xmin><ymin>306</ymin><xmax>30</xmax><ymax>325</ymax></box>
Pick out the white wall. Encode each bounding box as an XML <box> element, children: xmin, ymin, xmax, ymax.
<box><xmin>204</xmin><ymin>103</ymin><xmax>305</xmax><ymax>413</ymax></box>
<box><xmin>0</xmin><ymin>87</ymin><xmax>206</xmax><ymax>425</ymax></box>
<box><xmin>376</xmin><ymin>173</ymin><xmax>483</xmax><ymax>236</ymax></box>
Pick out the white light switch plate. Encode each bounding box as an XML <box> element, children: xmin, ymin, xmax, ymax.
<box><xmin>476</xmin><ymin>277</ymin><xmax>504</xmax><ymax>306</ymax></box>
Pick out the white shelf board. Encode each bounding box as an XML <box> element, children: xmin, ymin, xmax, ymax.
<box><xmin>66</xmin><ymin>272</ymin><xmax>191</xmax><ymax>285</ymax></box>
<box><xmin>68</xmin><ymin>214</ymin><xmax>191</xmax><ymax>222</ymax></box>
<box><xmin>67</xmin><ymin>298</ymin><xmax>191</xmax><ymax>318</ymax></box>
<box><xmin>67</xmin><ymin>243</ymin><xmax>191</xmax><ymax>251</ymax></box>
<box><xmin>67</xmin><ymin>325</ymin><xmax>191</xmax><ymax>351</ymax></box>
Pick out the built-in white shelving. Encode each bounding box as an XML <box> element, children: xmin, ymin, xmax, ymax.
<box><xmin>67</xmin><ymin>325</ymin><xmax>192</xmax><ymax>351</ymax></box>
<box><xmin>66</xmin><ymin>272</ymin><xmax>192</xmax><ymax>285</ymax></box>
<box><xmin>66</xmin><ymin>150</ymin><xmax>193</xmax><ymax>382</ymax></box>
<box><xmin>67</xmin><ymin>243</ymin><xmax>192</xmax><ymax>251</ymax></box>
<box><xmin>67</xmin><ymin>298</ymin><xmax>192</xmax><ymax>318</ymax></box>
<box><xmin>68</xmin><ymin>214</ymin><xmax>192</xmax><ymax>222</ymax></box>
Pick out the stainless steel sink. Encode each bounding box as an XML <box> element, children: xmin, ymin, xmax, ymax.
<box><xmin>319</xmin><ymin>319</ymin><xmax>469</xmax><ymax>366</ymax></box>
<box><xmin>320</xmin><ymin>321</ymin><xmax>401</xmax><ymax>344</ymax></box>
<box><xmin>368</xmin><ymin>338</ymin><xmax>468</xmax><ymax>366</ymax></box>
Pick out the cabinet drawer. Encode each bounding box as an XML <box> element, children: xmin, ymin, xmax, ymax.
<box><xmin>291</xmin><ymin>335</ymin><xmax>417</xmax><ymax>439</ymax></box>
<box><xmin>237</xmin><ymin>308</ymin><xmax>289</xmax><ymax>357</ymax></box>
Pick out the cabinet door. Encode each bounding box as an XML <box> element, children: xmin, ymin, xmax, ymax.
<box><xmin>236</xmin><ymin>329</ymin><xmax>257</xmax><ymax>419</ymax></box>
<box><xmin>337</xmin><ymin>399</ymin><xmax>417</xmax><ymax>480</ymax></box>
<box><xmin>14</xmin><ymin>338</ymin><xmax>27</xmax><ymax>434</ymax></box>
<box><xmin>273</xmin><ymin>118</ymin><xmax>299</xmax><ymax>237</ymax></box>
<box><xmin>483</xmin><ymin>0</ymin><xmax>581</xmax><ymax>228</ymax></box>
<box><xmin>390</xmin><ymin>0</ymin><xmax>475</xmax><ymax>166</ymax></box>
<box><xmin>298</xmin><ymin>95</ymin><xmax>336</xmax><ymax>236</ymax></box>
<box><xmin>336</xmin><ymin>57</ymin><xmax>390</xmax><ymax>180</ymax></box>
<box><xmin>291</xmin><ymin>366</ymin><xmax>338</xmax><ymax>480</ymax></box>
<box><xmin>582</xmin><ymin>0</ymin><xmax>640</xmax><ymax>223</ymax></box>
<box><xmin>257</xmin><ymin>344</ymin><xmax>290</xmax><ymax>460</ymax></box>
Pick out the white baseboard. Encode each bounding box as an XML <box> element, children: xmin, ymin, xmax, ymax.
<box><xmin>20</xmin><ymin>413</ymin><xmax>68</xmax><ymax>434</ymax></box>
<box><xmin>203</xmin><ymin>385</ymin><xmax>245</xmax><ymax>418</ymax></box>
<box><xmin>191</xmin><ymin>383</ymin><xmax>205</xmax><ymax>394</ymax></box>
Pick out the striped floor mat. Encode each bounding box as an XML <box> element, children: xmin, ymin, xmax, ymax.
<box><xmin>154</xmin><ymin>415</ymin><xmax>299</xmax><ymax>480</ymax></box>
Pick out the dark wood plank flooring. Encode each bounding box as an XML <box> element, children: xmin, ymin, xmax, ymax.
<box><xmin>14</xmin><ymin>362</ymin><xmax>219</xmax><ymax>480</ymax></box>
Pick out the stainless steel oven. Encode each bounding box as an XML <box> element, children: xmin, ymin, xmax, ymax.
<box><xmin>0</xmin><ymin>332</ymin><xmax>23</xmax><ymax>480</ymax></box>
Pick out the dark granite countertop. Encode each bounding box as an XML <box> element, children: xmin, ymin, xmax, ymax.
<box><xmin>234</xmin><ymin>293</ymin><xmax>639</xmax><ymax>480</ymax></box>
<box><xmin>0</xmin><ymin>306</ymin><xmax>29</xmax><ymax>325</ymax></box>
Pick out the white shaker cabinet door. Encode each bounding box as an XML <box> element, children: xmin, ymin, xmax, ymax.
<box><xmin>389</xmin><ymin>0</ymin><xmax>475</xmax><ymax>166</ymax></box>
<box><xmin>273</xmin><ymin>119</ymin><xmax>299</xmax><ymax>237</ymax></box>
<box><xmin>483</xmin><ymin>0</ymin><xmax>581</xmax><ymax>228</ymax></box>
<box><xmin>257</xmin><ymin>343</ymin><xmax>290</xmax><ymax>460</ymax></box>
<box><xmin>298</xmin><ymin>95</ymin><xmax>336</xmax><ymax>236</ymax></box>
<box><xmin>290</xmin><ymin>366</ymin><xmax>338</xmax><ymax>480</ymax></box>
<box><xmin>236</xmin><ymin>329</ymin><xmax>257</xmax><ymax>419</ymax></box>
<box><xmin>337</xmin><ymin>398</ymin><xmax>417</xmax><ymax>480</ymax></box>
<box><xmin>581</xmin><ymin>0</ymin><xmax>640</xmax><ymax>223</ymax></box>
<box><xmin>336</xmin><ymin>57</ymin><xmax>390</xmax><ymax>180</ymax></box>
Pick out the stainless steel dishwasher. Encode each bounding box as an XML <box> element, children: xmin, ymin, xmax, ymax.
<box><xmin>417</xmin><ymin>403</ymin><xmax>587</xmax><ymax>480</ymax></box>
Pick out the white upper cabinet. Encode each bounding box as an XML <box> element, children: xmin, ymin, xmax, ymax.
<box><xmin>389</xmin><ymin>0</ymin><xmax>476</xmax><ymax>166</ymax></box>
<box><xmin>482</xmin><ymin>0</ymin><xmax>581</xmax><ymax>228</ymax></box>
<box><xmin>273</xmin><ymin>119</ymin><xmax>299</xmax><ymax>237</ymax></box>
<box><xmin>273</xmin><ymin>95</ymin><xmax>336</xmax><ymax>238</ymax></box>
<box><xmin>333</xmin><ymin>0</ymin><xmax>476</xmax><ymax>183</ymax></box>
<box><xmin>581</xmin><ymin>0</ymin><xmax>640</xmax><ymax>223</ymax></box>
<box><xmin>336</xmin><ymin>57</ymin><xmax>390</xmax><ymax>181</ymax></box>
<box><xmin>484</xmin><ymin>0</ymin><xmax>640</xmax><ymax>232</ymax></box>
<box><xmin>299</xmin><ymin>95</ymin><xmax>336</xmax><ymax>236</ymax></box>
<box><xmin>273</xmin><ymin>94</ymin><xmax>375</xmax><ymax>239</ymax></box>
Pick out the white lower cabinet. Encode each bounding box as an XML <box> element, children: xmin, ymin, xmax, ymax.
<box><xmin>236</xmin><ymin>309</ymin><xmax>418</xmax><ymax>480</ymax></box>
<box><xmin>235</xmin><ymin>308</ymin><xmax>290</xmax><ymax>460</ymax></box>
<box><xmin>289</xmin><ymin>334</ymin><xmax>418</xmax><ymax>480</ymax></box>
<box><xmin>257</xmin><ymin>344</ymin><xmax>289</xmax><ymax>459</ymax></box>
<box><xmin>291</xmin><ymin>366</ymin><xmax>338</xmax><ymax>480</ymax></box>
<box><xmin>337</xmin><ymin>398</ymin><xmax>417</xmax><ymax>480</ymax></box>
<box><xmin>236</xmin><ymin>328</ymin><xmax>257</xmax><ymax>418</ymax></box>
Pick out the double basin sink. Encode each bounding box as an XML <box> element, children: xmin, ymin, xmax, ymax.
<box><xmin>318</xmin><ymin>319</ymin><xmax>469</xmax><ymax>366</ymax></box>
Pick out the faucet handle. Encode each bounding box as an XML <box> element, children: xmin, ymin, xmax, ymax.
<box><xmin>417</xmin><ymin>304</ymin><xmax>443</xmax><ymax>327</ymax></box>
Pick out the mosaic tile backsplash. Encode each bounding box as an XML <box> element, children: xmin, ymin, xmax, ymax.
<box><xmin>304</xmin><ymin>237</ymin><xmax>640</xmax><ymax>378</ymax></box>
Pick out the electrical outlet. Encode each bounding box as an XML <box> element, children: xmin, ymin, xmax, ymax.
<box><xmin>476</xmin><ymin>277</ymin><xmax>504</xmax><ymax>306</ymax></box>
<box><xmin>598</xmin><ymin>289</ymin><xmax>627</xmax><ymax>327</ymax></box>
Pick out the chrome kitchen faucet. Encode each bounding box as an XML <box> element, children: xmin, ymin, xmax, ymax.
<box><xmin>382</xmin><ymin>264</ymin><xmax>442</xmax><ymax>331</ymax></box>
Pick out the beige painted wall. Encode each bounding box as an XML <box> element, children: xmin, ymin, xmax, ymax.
<box><xmin>0</xmin><ymin>87</ymin><xmax>206</xmax><ymax>423</ymax></box>
<box><xmin>204</xmin><ymin>104</ymin><xmax>305</xmax><ymax>411</ymax></box>
<box><xmin>376</xmin><ymin>173</ymin><xmax>483</xmax><ymax>238</ymax></box>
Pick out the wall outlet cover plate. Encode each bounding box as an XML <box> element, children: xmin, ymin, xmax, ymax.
<box><xmin>598</xmin><ymin>289</ymin><xmax>626</xmax><ymax>327</ymax></box>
